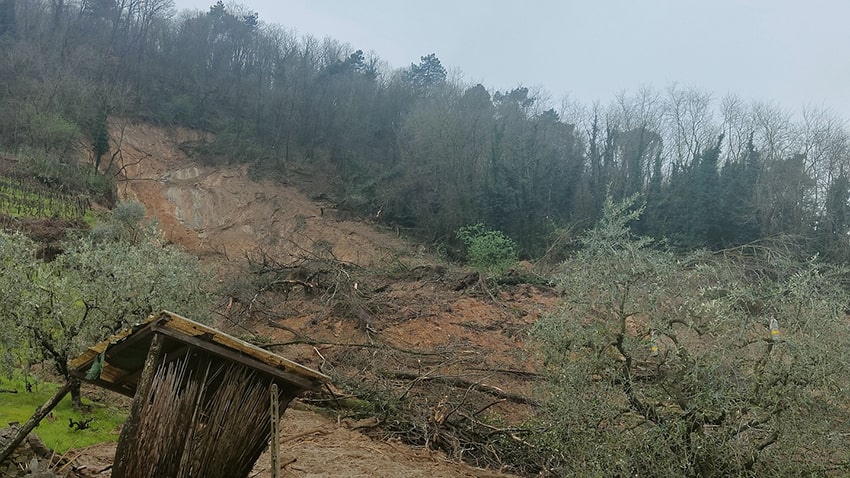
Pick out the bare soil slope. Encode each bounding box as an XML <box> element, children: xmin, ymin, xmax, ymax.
<box><xmin>111</xmin><ymin>118</ymin><xmax>414</xmax><ymax>265</ymax></box>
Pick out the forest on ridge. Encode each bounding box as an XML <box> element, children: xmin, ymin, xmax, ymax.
<box><xmin>1</xmin><ymin>0</ymin><xmax>850</xmax><ymax>260</ymax></box>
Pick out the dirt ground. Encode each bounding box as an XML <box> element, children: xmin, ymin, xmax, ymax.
<box><xmin>63</xmin><ymin>119</ymin><xmax>560</xmax><ymax>477</ymax></box>
<box><xmin>66</xmin><ymin>408</ymin><xmax>513</xmax><ymax>477</ymax></box>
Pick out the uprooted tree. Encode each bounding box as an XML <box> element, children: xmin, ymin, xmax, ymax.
<box><xmin>531</xmin><ymin>195</ymin><xmax>850</xmax><ymax>476</ymax></box>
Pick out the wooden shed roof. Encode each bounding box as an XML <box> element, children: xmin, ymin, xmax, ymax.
<box><xmin>68</xmin><ymin>310</ymin><xmax>330</xmax><ymax>397</ymax></box>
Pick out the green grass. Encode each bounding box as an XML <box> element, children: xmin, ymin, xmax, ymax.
<box><xmin>0</xmin><ymin>376</ymin><xmax>126</xmax><ymax>453</ymax></box>
<box><xmin>82</xmin><ymin>210</ymin><xmax>99</xmax><ymax>227</ymax></box>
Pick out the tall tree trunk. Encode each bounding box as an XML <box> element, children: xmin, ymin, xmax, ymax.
<box><xmin>69</xmin><ymin>378</ymin><xmax>82</xmax><ymax>409</ymax></box>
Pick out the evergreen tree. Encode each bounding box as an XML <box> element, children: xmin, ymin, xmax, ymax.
<box><xmin>638</xmin><ymin>151</ymin><xmax>666</xmax><ymax>237</ymax></box>
<box><xmin>689</xmin><ymin>135</ymin><xmax>723</xmax><ymax>247</ymax></box>
<box><xmin>717</xmin><ymin>133</ymin><xmax>761</xmax><ymax>246</ymax></box>
<box><xmin>819</xmin><ymin>171</ymin><xmax>850</xmax><ymax>260</ymax></box>
<box><xmin>404</xmin><ymin>53</ymin><xmax>446</xmax><ymax>95</ymax></box>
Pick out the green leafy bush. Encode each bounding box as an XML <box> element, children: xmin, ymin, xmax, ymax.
<box><xmin>21</xmin><ymin>107</ymin><xmax>81</xmax><ymax>155</ymax></box>
<box><xmin>14</xmin><ymin>146</ymin><xmax>116</xmax><ymax>202</ymax></box>
<box><xmin>456</xmin><ymin>223</ymin><xmax>517</xmax><ymax>275</ymax></box>
<box><xmin>90</xmin><ymin>201</ymin><xmax>153</xmax><ymax>244</ymax></box>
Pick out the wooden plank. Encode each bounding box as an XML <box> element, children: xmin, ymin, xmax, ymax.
<box><xmin>152</xmin><ymin>325</ymin><xmax>321</xmax><ymax>391</ymax></box>
<box><xmin>78</xmin><ymin>342</ymin><xmax>193</xmax><ymax>395</ymax></box>
<box><xmin>98</xmin><ymin>364</ymin><xmax>133</xmax><ymax>383</ymax></box>
<box><xmin>68</xmin><ymin>315</ymin><xmax>158</xmax><ymax>370</ymax></box>
<box><xmin>68</xmin><ymin>327</ymin><xmax>147</xmax><ymax>375</ymax></box>
<box><xmin>84</xmin><ymin>378</ymin><xmax>135</xmax><ymax>398</ymax></box>
<box><xmin>103</xmin><ymin>324</ymin><xmax>154</xmax><ymax>360</ymax></box>
<box><xmin>155</xmin><ymin>311</ymin><xmax>329</xmax><ymax>382</ymax></box>
<box><xmin>68</xmin><ymin>310</ymin><xmax>331</xmax><ymax>397</ymax></box>
<box><xmin>270</xmin><ymin>383</ymin><xmax>280</xmax><ymax>478</ymax></box>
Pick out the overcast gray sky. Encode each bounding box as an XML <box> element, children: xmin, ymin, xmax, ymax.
<box><xmin>172</xmin><ymin>0</ymin><xmax>850</xmax><ymax>121</ymax></box>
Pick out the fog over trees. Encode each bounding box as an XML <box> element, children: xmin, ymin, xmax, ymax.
<box><xmin>1</xmin><ymin>0</ymin><xmax>849</xmax><ymax>260</ymax></box>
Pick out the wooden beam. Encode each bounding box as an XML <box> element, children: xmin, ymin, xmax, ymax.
<box><xmin>84</xmin><ymin>377</ymin><xmax>135</xmax><ymax>398</ymax></box>
<box><xmin>112</xmin><ymin>333</ymin><xmax>164</xmax><ymax>478</ymax></box>
<box><xmin>67</xmin><ymin>316</ymin><xmax>158</xmax><ymax>371</ymax></box>
<box><xmin>152</xmin><ymin>325</ymin><xmax>320</xmax><ymax>391</ymax></box>
<box><xmin>104</xmin><ymin>344</ymin><xmax>192</xmax><ymax>395</ymax></box>
<box><xmin>0</xmin><ymin>380</ymin><xmax>73</xmax><ymax>464</ymax></box>
<box><xmin>270</xmin><ymin>383</ymin><xmax>281</xmax><ymax>478</ymax></box>
<box><xmin>103</xmin><ymin>325</ymin><xmax>154</xmax><ymax>360</ymax></box>
<box><xmin>154</xmin><ymin>312</ymin><xmax>328</xmax><ymax>382</ymax></box>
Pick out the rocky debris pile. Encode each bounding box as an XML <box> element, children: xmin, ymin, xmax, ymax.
<box><xmin>0</xmin><ymin>423</ymin><xmax>58</xmax><ymax>477</ymax></box>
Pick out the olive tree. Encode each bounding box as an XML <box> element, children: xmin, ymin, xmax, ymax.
<box><xmin>0</xmin><ymin>203</ymin><xmax>212</xmax><ymax>408</ymax></box>
<box><xmin>531</xmin><ymin>195</ymin><xmax>850</xmax><ymax>476</ymax></box>
<box><xmin>0</xmin><ymin>233</ymin><xmax>38</xmax><ymax>374</ymax></box>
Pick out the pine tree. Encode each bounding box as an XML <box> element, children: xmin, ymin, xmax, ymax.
<box><xmin>717</xmin><ymin>133</ymin><xmax>761</xmax><ymax>246</ymax></box>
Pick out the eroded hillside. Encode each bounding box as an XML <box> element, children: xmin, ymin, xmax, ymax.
<box><xmin>112</xmin><ymin>119</ymin><xmax>415</xmax><ymax>266</ymax></box>
<box><xmin>88</xmin><ymin>119</ymin><xmax>559</xmax><ymax>477</ymax></box>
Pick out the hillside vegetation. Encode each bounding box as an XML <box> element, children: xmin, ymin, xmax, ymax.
<box><xmin>0</xmin><ymin>1</ymin><xmax>849</xmax><ymax>477</ymax></box>
<box><xmin>1</xmin><ymin>1</ymin><xmax>850</xmax><ymax>259</ymax></box>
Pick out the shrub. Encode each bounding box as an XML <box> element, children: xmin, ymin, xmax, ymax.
<box><xmin>456</xmin><ymin>223</ymin><xmax>517</xmax><ymax>275</ymax></box>
<box><xmin>530</xmin><ymin>195</ymin><xmax>850</xmax><ymax>476</ymax></box>
<box><xmin>22</xmin><ymin>107</ymin><xmax>81</xmax><ymax>155</ymax></box>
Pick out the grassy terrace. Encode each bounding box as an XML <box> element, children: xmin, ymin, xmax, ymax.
<box><xmin>0</xmin><ymin>375</ymin><xmax>125</xmax><ymax>452</ymax></box>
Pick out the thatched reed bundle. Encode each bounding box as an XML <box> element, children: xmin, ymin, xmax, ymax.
<box><xmin>67</xmin><ymin>311</ymin><xmax>329</xmax><ymax>478</ymax></box>
<box><xmin>118</xmin><ymin>354</ymin><xmax>286</xmax><ymax>477</ymax></box>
